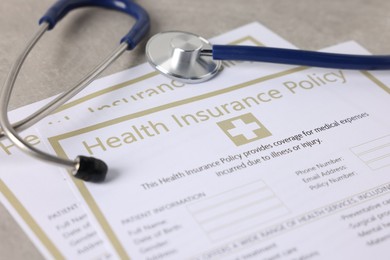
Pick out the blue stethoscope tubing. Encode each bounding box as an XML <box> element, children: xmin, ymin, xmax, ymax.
<box><xmin>40</xmin><ymin>0</ymin><xmax>149</xmax><ymax>50</ymax></box>
<box><xmin>212</xmin><ymin>45</ymin><xmax>390</xmax><ymax>70</ymax></box>
<box><xmin>1</xmin><ymin>0</ymin><xmax>389</xmax><ymax>183</ymax></box>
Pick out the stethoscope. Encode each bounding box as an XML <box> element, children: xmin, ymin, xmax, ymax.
<box><xmin>1</xmin><ymin>0</ymin><xmax>389</xmax><ymax>182</ymax></box>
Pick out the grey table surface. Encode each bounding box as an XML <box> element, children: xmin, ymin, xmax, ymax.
<box><xmin>0</xmin><ymin>0</ymin><xmax>389</xmax><ymax>259</ymax></box>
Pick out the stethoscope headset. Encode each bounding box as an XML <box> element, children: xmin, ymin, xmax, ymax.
<box><xmin>1</xmin><ymin>0</ymin><xmax>389</xmax><ymax>182</ymax></box>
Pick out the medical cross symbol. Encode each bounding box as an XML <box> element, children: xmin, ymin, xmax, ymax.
<box><xmin>227</xmin><ymin>119</ymin><xmax>261</xmax><ymax>140</ymax></box>
<box><xmin>217</xmin><ymin>113</ymin><xmax>272</xmax><ymax>146</ymax></box>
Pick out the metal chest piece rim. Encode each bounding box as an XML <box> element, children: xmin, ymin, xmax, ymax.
<box><xmin>146</xmin><ymin>31</ymin><xmax>221</xmax><ymax>83</ymax></box>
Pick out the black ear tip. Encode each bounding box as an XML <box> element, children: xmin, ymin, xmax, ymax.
<box><xmin>73</xmin><ymin>156</ymin><xmax>108</xmax><ymax>182</ymax></box>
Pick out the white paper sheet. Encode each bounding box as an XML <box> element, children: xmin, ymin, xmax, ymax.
<box><xmin>0</xmin><ymin>22</ymin><xmax>297</xmax><ymax>259</ymax></box>
<box><xmin>0</xmin><ymin>101</ymin><xmax>117</xmax><ymax>259</ymax></box>
<box><xmin>36</xmin><ymin>24</ymin><xmax>390</xmax><ymax>259</ymax></box>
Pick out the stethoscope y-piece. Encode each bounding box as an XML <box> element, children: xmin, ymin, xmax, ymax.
<box><xmin>0</xmin><ymin>0</ymin><xmax>150</xmax><ymax>182</ymax></box>
<box><xmin>146</xmin><ymin>31</ymin><xmax>390</xmax><ymax>83</ymax></box>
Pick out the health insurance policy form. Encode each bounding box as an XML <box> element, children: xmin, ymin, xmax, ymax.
<box><xmin>38</xmin><ymin>24</ymin><xmax>390</xmax><ymax>259</ymax></box>
<box><xmin>0</xmin><ymin>22</ymin><xmax>296</xmax><ymax>259</ymax></box>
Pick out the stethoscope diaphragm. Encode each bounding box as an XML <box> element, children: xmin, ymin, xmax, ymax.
<box><xmin>146</xmin><ymin>31</ymin><xmax>221</xmax><ymax>83</ymax></box>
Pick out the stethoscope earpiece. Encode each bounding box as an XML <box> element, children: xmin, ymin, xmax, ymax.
<box><xmin>73</xmin><ymin>156</ymin><xmax>108</xmax><ymax>182</ymax></box>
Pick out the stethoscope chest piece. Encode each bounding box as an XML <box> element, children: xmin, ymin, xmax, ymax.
<box><xmin>146</xmin><ymin>31</ymin><xmax>221</xmax><ymax>83</ymax></box>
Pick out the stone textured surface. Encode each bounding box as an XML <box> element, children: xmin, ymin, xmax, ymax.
<box><xmin>1</xmin><ymin>0</ymin><xmax>389</xmax><ymax>258</ymax></box>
